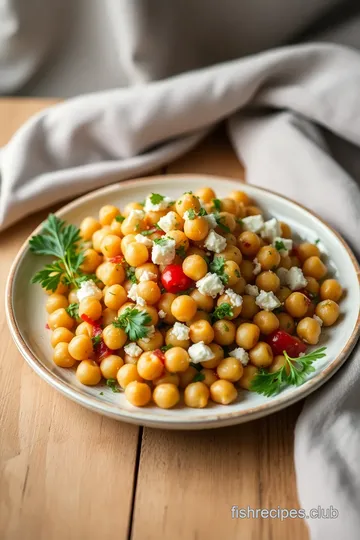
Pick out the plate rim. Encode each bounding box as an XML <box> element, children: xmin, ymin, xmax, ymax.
<box><xmin>5</xmin><ymin>174</ymin><xmax>360</xmax><ymax>428</ymax></box>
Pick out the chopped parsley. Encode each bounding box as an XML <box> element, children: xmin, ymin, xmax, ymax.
<box><xmin>209</xmin><ymin>256</ymin><xmax>229</xmax><ymax>284</ymax></box>
<box><xmin>153</xmin><ymin>237</ymin><xmax>169</xmax><ymax>246</ymax></box>
<box><xmin>315</xmin><ymin>239</ymin><xmax>320</xmax><ymax>245</ymax></box>
<box><xmin>190</xmin><ymin>362</ymin><xmax>202</xmax><ymax>372</ymax></box>
<box><xmin>176</xmin><ymin>245</ymin><xmax>187</xmax><ymax>259</ymax></box>
<box><xmin>215</xmin><ymin>215</ymin><xmax>231</xmax><ymax>233</ymax></box>
<box><xmin>161</xmin><ymin>344</ymin><xmax>174</xmax><ymax>353</ymax></box>
<box><xmin>115</xmin><ymin>215</ymin><xmax>125</xmax><ymax>223</ymax></box>
<box><xmin>113</xmin><ymin>307</ymin><xmax>152</xmax><ymax>341</ymax></box>
<box><xmin>274</xmin><ymin>240</ymin><xmax>286</xmax><ymax>252</ymax></box>
<box><xmin>141</xmin><ymin>228</ymin><xmax>157</xmax><ymax>236</ymax></box>
<box><xmin>211</xmin><ymin>303</ymin><xmax>233</xmax><ymax>322</ymax></box>
<box><xmin>106</xmin><ymin>378</ymin><xmax>121</xmax><ymax>393</ymax></box>
<box><xmin>149</xmin><ymin>193</ymin><xmax>165</xmax><ymax>205</ymax></box>
<box><xmin>126</xmin><ymin>266</ymin><xmax>137</xmax><ymax>284</ymax></box>
<box><xmin>212</xmin><ymin>199</ymin><xmax>221</xmax><ymax>212</ymax></box>
<box><xmin>99</xmin><ymin>391</ymin><xmax>104</xmax><ymax>396</ymax></box>
<box><xmin>66</xmin><ymin>303</ymin><xmax>79</xmax><ymax>319</ymax></box>
<box><xmin>91</xmin><ymin>335</ymin><xmax>102</xmax><ymax>347</ymax></box>
<box><xmin>193</xmin><ymin>372</ymin><xmax>206</xmax><ymax>382</ymax></box>
<box><xmin>186</xmin><ymin>209</ymin><xmax>196</xmax><ymax>220</ymax></box>
<box><xmin>198</xmin><ymin>208</ymin><xmax>207</xmax><ymax>216</ymax></box>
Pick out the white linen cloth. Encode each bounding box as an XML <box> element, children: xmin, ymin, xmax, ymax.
<box><xmin>1</xmin><ymin>4</ymin><xmax>360</xmax><ymax>540</ymax></box>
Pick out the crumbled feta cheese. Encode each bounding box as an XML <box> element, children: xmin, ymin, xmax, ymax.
<box><xmin>229</xmin><ymin>347</ymin><xmax>249</xmax><ymax>366</ymax></box>
<box><xmin>127</xmin><ymin>283</ymin><xmax>146</xmax><ymax>306</ymax></box>
<box><xmin>128</xmin><ymin>209</ymin><xmax>145</xmax><ymax>221</ymax></box>
<box><xmin>158</xmin><ymin>310</ymin><xmax>166</xmax><ymax>319</ymax></box>
<box><xmin>245</xmin><ymin>284</ymin><xmax>259</xmax><ymax>297</ymax></box>
<box><xmin>204</xmin><ymin>230</ymin><xmax>227</xmax><ymax>253</ymax></box>
<box><xmin>77</xmin><ymin>280</ymin><xmax>103</xmax><ymax>302</ymax></box>
<box><xmin>151</xmin><ymin>238</ymin><xmax>176</xmax><ymax>265</ymax></box>
<box><xmin>135</xmin><ymin>234</ymin><xmax>153</xmax><ymax>248</ymax></box>
<box><xmin>225</xmin><ymin>288</ymin><xmax>243</xmax><ymax>307</ymax></box>
<box><xmin>261</xmin><ymin>218</ymin><xmax>281</xmax><ymax>241</ymax></box>
<box><xmin>171</xmin><ymin>322</ymin><xmax>190</xmax><ymax>341</ymax></box>
<box><xmin>276</xmin><ymin>267</ymin><xmax>289</xmax><ymax>286</ymax></box>
<box><xmin>188</xmin><ymin>342</ymin><xmax>215</xmax><ymax>364</ymax></box>
<box><xmin>313</xmin><ymin>315</ymin><xmax>323</xmax><ymax>327</ymax></box>
<box><xmin>242</xmin><ymin>215</ymin><xmax>264</xmax><ymax>233</ymax></box>
<box><xmin>253</xmin><ymin>258</ymin><xmax>262</xmax><ymax>275</ymax></box>
<box><xmin>144</xmin><ymin>195</ymin><xmax>172</xmax><ymax>212</ymax></box>
<box><xmin>158</xmin><ymin>211</ymin><xmax>179</xmax><ymax>233</ymax></box>
<box><xmin>255</xmin><ymin>290</ymin><xmax>281</xmax><ymax>311</ymax></box>
<box><xmin>286</xmin><ymin>267</ymin><xmax>308</xmax><ymax>291</ymax></box>
<box><xmin>273</xmin><ymin>237</ymin><xmax>293</xmax><ymax>256</ymax></box>
<box><xmin>142</xmin><ymin>325</ymin><xmax>155</xmax><ymax>343</ymax></box>
<box><xmin>196</xmin><ymin>272</ymin><xmax>225</xmax><ymax>298</ymax></box>
<box><xmin>203</xmin><ymin>213</ymin><xmax>218</xmax><ymax>229</ymax></box>
<box><xmin>139</xmin><ymin>270</ymin><xmax>158</xmax><ymax>282</ymax></box>
<box><xmin>124</xmin><ymin>343</ymin><xmax>143</xmax><ymax>357</ymax></box>
<box><xmin>183</xmin><ymin>210</ymin><xmax>193</xmax><ymax>221</ymax></box>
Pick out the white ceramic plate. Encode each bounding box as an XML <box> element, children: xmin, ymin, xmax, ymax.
<box><xmin>6</xmin><ymin>175</ymin><xmax>360</xmax><ymax>429</ymax></box>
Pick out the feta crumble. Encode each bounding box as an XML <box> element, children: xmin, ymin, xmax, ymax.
<box><xmin>276</xmin><ymin>267</ymin><xmax>289</xmax><ymax>286</ymax></box>
<box><xmin>273</xmin><ymin>237</ymin><xmax>293</xmax><ymax>256</ymax></box>
<box><xmin>252</xmin><ymin>258</ymin><xmax>262</xmax><ymax>276</ymax></box>
<box><xmin>77</xmin><ymin>280</ymin><xmax>103</xmax><ymax>302</ymax></box>
<box><xmin>204</xmin><ymin>230</ymin><xmax>227</xmax><ymax>253</ymax></box>
<box><xmin>244</xmin><ymin>284</ymin><xmax>259</xmax><ymax>297</ymax></box>
<box><xmin>286</xmin><ymin>267</ymin><xmax>308</xmax><ymax>291</ymax></box>
<box><xmin>151</xmin><ymin>237</ymin><xmax>176</xmax><ymax>265</ymax></box>
<box><xmin>139</xmin><ymin>270</ymin><xmax>158</xmax><ymax>282</ymax></box>
<box><xmin>255</xmin><ymin>290</ymin><xmax>281</xmax><ymax>311</ymax></box>
<box><xmin>313</xmin><ymin>315</ymin><xmax>323</xmax><ymax>327</ymax></box>
<box><xmin>261</xmin><ymin>218</ymin><xmax>281</xmax><ymax>242</ymax></box>
<box><xmin>158</xmin><ymin>211</ymin><xmax>179</xmax><ymax>233</ymax></box>
<box><xmin>127</xmin><ymin>284</ymin><xmax>146</xmax><ymax>306</ymax></box>
<box><xmin>229</xmin><ymin>347</ymin><xmax>249</xmax><ymax>366</ymax></box>
<box><xmin>142</xmin><ymin>325</ymin><xmax>155</xmax><ymax>343</ymax></box>
<box><xmin>188</xmin><ymin>342</ymin><xmax>215</xmax><ymax>364</ymax></box>
<box><xmin>171</xmin><ymin>322</ymin><xmax>190</xmax><ymax>341</ymax></box>
<box><xmin>124</xmin><ymin>343</ymin><xmax>143</xmax><ymax>358</ymax></box>
<box><xmin>135</xmin><ymin>234</ymin><xmax>153</xmax><ymax>248</ymax></box>
<box><xmin>196</xmin><ymin>272</ymin><xmax>225</xmax><ymax>298</ymax></box>
<box><xmin>158</xmin><ymin>310</ymin><xmax>166</xmax><ymax>319</ymax></box>
<box><xmin>128</xmin><ymin>209</ymin><xmax>145</xmax><ymax>221</ymax></box>
<box><xmin>225</xmin><ymin>288</ymin><xmax>243</xmax><ymax>307</ymax></box>
<box><xmin>203</xmin><ymin>213</ymin><xmax>218</xmax><ymax>229</ymax></box>
<box><xmin>242</xmin><ymin>215</ymin><xmax>264</xmax><ymax>233</ymax></box>
<box><xmin>144</xmin><ymin>195</ymin><xmax>172</xmax><ymax>212</ymax></box>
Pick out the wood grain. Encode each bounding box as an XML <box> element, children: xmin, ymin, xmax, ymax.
<box><xmin>130</xmin><ymin>128</ymin><xmax>309</xmax><ymax>540</ymax></box>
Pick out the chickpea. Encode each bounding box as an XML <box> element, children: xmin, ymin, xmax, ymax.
<box><xmin>210</xmin><ymin>380</ymin><xmax>238</xmax><ymax>405</ymax></box>
<box><xmin>200</xmin><ymin>342</ymin><xmax>224</xmax><ymax>368</ymax></box>
<box><xmin>179</xmin><ymin>366</ymin><xmax>198</xmax><ymax>388</ymax></box>
<box><xmin>121</xmin><ymin>234</ymin><xmax>136</xmax><ymax>252</ymax></box>
<box><xmin>216</xmin><ymin>294</ymin><xmax>242</xmax><ymax>320</ymax></box>
<box><xmin>279</xmin><ymin>255</ymin><xmax>292</xmax><ymax>269</ymax></box>
<box><xmin>121</xmin><ymin>212</ymin><xmax>145</xmax><ymax>236</ymax></box>
<box><xmin>232</xmin><ymin>276</ymin><xmax>246</xmax><ymax>295</ymax></box>
<box><xmin>189</xmin><ymin>289</ymin><xmax>214</xmax><ymax>312</ymax></box>
<box><xmin>249</xmin><ymin>342</ymin><xmax>273</xmax><ymax>368</ymax></box>
<box><xmin>171</xmin><ymin>295</ymin><xmax>197</xmax><ymax>322</ymax></box>
<box><xmin>99</xmin><ymin>205</ymin><xmax>120</xmax><ymax>226</ymax></box>
<box><xmin>320</xmin><ymin>279</ymin><xmax>342</xmax><ymax>302</ymax></box>
<box><xmin>257</xmin><ymin>245</ymin><xmax>281</xmax><ymax>271</ymax></box>
<box><xmin>158</xmin><ymin>293</ymin><xmax>177</xmax><ymax>325</ymax></box>
<box><xmin>297</xmin><ymin>242</ymin><xmax>320</xmax><ymax>263</ymax></box>
<box><xmin>123</xmin><ymin>202</ymin><xmax>144</xmax><ymax>216</ymax></box>
<box><xmin>302</xmin><ymin>256</ymin><xmax>327</xmax><ymax>280</ymax></box>
<box><xmin>229</xmin><ymin>190</ymin><xmax>251</xmax><ymax>206</ymax></box>
<box><xmin>189</xmin><ymin>320</ymin><xmax>214</xmax><ymax>344</ymax></box>
<box><xmin>164</xmin><ymin>347</ymin><xmax>190</xmax><ymax>373</ymax></box>
<box><xmin>153</xmin><ymin>383</ymin><xmax>180</xmax><ymax>409</ymax></box>
<box><xmin>137</xmin><ymin>330</ymin><xmax>164</xmax><ymax>352</ymax></box>
<box><xmin>100</xmin><ymin>234</ymin><xmax>122</xmax><ymax>258</ymax></box>
<box><xmin>187</xmin><ymin>311</ymin><xmax>210</xmax><ymax>326</ymax></box>
<box><xmin>239</xmin><ymin>260</ymin><xmax>255</xmax><ymax>283</ymax></box>
<box><xmin>219</xmin><ymin>198</ymin><xmax>237</xmax><ymax>214</ymax></box>
<box><xmin>110</xmin><ymin>217</ymin><xmax>124</xmax><ymax>237</ymax></box>
<box><xmin>238</xmin><ymin>231</ymin><xmax>261</xmax><ymax>258</ymax></box>
<box><xmin>136</xmin><ymin>281</ymin><xmax>161</xmax><ymax>305</ymax></box>
<box><xmin>51</xmin><ymin>327</ymin><xmax>75</xmax><ymax>347</ymax></box>
<box><xmin>102</xmin><ymin>324</ymin><xmax>127</xmax><ymax>349</ymax></box>
<box><xmin>305</xmin><ymin>276</ymin><xmax>320</xmax><ymax>297</ymax></box>
<box><xmin>100</xmin><ymin>355</ymin><xmax>124</xmax><ymax>379</ymax></box>
<box><xmin>296</xmin><ymin>317</ymin><xmax>321</xmax><ymax>345</ymax></box>
<box><xmin>280</xmin><ymin>222</ymin><xmax>292</xmax><ymax>239</ymax></box>
<box><xmin>305</xmin><ymin>302</ymin><xmax>315</xmax><ymax>318</ymax></box>
<box><xmin>46</xmin><ymin>293</ymin><xmax>69</xmax><ymax>314</ymax></box>
<box><xmin>124</xmin><ymin>242</ymin><xmax>149</xmax><ymax>267</ymax></box>
<box><xmin>216</xmin><ymin>212</ymin><xmax>236</xmax><ymax>233</ymax></box>
<box><xmin>76</xmin><ymin>360</ymin><xmax>102</xmax><ymax>385</ymax></box>
<box><xmin>277</xmin><ymin>286</ymin><xmax>291</xmax><ymax>303</ymax></box>
<box><xmin>285</xmin><ymin>292</ymin><xmax>310</xmax><ymax>318</ymax></box>
<box><xmin>80</xmin><ymin>216</ymin><xmax>102</xmax><ymax>240</ymax></box>
<box><xmin>96</xmin><ymin>261</ymin><xmax>125</xmax><ymax>286</ymax></box>
<box><xmin>137</xmin><ymin>351</ymin><xmax>164</xmax><ymax>380</ymax></box>
<box><xmin>153</xmin><ymin>372</ymin><xmax>180</xmax><ymax>387</ymax></box>
<box><xmin>269</xmin><ymin>355</ymin><xmax>290</xmax><ymax>375</ymax></box>
<box><xmin>221</xmin><ymin>261</ymin><xmax>240</xmax><ymax>287</ymax></box>
<box><xmin>245</xmin><ymin>205</ymin><xmax>262</xmax><ymax>216</ymax></box>
<box><xmin>104</xmin><ymin>284</ymin><xmax>127</xmax><ymax>311</ymax></box>
<box><xmin>214</xmin><ymin>246</ymin><xmax>242</xmax><ymax>266</ymax></box>
<box><xmin>240</xmin><ymin>295</ymin><xmax>260</xmax><ymax>319</ymax></box>
<box><xmin>145</xmin><ymin>210</ymin><xmax>167</xmax><ymax>227</ymax></box>
<box><xmin>236</xmin><ymin>323</ymin><xmax>260</xmax><ymax>350</ymax></box>
<box><xmin>92</xmin><ymin>226</ymin><xmax>111</xmax><ymax>252</ymax></box>
<box><xmin>182</xmin><ymin>254</ymin><xmax>208</xmax><ymax>281</ymax></box>
<box><xmin>315</xmin><ymin>300</ymin><xmax>340</xmax><ymax>326</ymax></box>
<box><xmin>80</xmin><ymin>248</ymin><xmax>103</xmax><ymax>273</ymax></box>
<box><xmin>276</xmin><ymin>312</ymin><xmax>295</xmax><ymax>334</ymax></box>
<box><xmin>165</xmin><ymin>328</ymin><xmax>190</xmax><ymax>349</ymax></box>
<box><xmin>79</xmin><ymin>297</ymin><xmax>102</xmax><ymax>321</ymax></box>
<box><xmin>53</xmin><ymin>342</ymin><xmax>77</xmax><ymax>368</ymax></box>
<box><xmin>213</xmin><ymin>319</ymin><xmax>236</xmax><ymax>346</ymax></box>
<box><xmin>135</xmin><ymin>263</ymin><xmax>159</xmax><ymax>282</ymax></box>
<box><xmin>238</xmin><ymin>365</ymin><xmax>259</xmax><ymax>390</ymax></box>
<box><xmin>68</xmin><ymin>289</ymin><xmax>79</xmax><ymax>304</ymax></box>
<box><xmin>75</xmin><ymin>321</ymin><xmax>93</xmax><ymax>337</ymax></box>
<box><xmin>290</xmin><ymin>255</ymin><xmax>301</xmax><ymax>268</ymax></box>
<box><xmin>117</xmin><ymin>364</ymin><xmax>143</xmax><ymax>388</ymax></box>
<box><xmin>184</xmin><ymin>217</ymin><xmax>209</xmax><ymax>241</ymax></box>
<box><xmin>253</xmin><ymin>311</ymin><xmax>279</xmax><ymax>335</ymax></box>
<box><xmin>195</xmin><ymin>187</ymin><xmax>216</xmax><ymax>203</ymax></box>
<box><xmin>68</xmin><ymin>335</ymin><xmax>93</xmax><ymax>361</ymax></box>
<box><xmin>223</xmin><ymin>233</ymin><xmax>237</xmax><ymax>246</ymax></box>
<box><xmin>216</xmin><ymin>357</ymin><xmax>244</xmax><ymax>382</ymax></box>
<box><xmin>48</xmin><ymin>308</ymin><xmax>74</xmax><ymax>330</ymax></box>
<box><xmin>125</xmin><ymin>381</ymin><xmax>151</xmax><ymax>407</ymax></box>
<box><xmin>175</xmin><ymin>193</ymin><xmax>201</xmax><ymax>217</ymax></box>
<box><xmin>200</xmin><ymin>368</ymin><xmax>218</xmax><ymax>387</ymax></box>
<box><xmin>255</xmin><ymin>271</ymin><xmax>280</xmax><ymax>293</ymax></box>
<box><xmin>166</xmin><ymin>230</ymin><xmax>189</xmax><ymax>251</ymax></box>
<box><xmin>184</xmin><ymin>382</ymin><xmax>210</xmax><ymax>408</ymax></box>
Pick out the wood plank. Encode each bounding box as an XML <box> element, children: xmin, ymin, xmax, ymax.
<box><xmin>131</xmin><ymin>130</ymin><xmax>309</xmax><ymax>540</ymax></box>
<box><xmin>0</xmin><ymin>99</ymin><xmax>140</xmax><ymax>540</ymax></box>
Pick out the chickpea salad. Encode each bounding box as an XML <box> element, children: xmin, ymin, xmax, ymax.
<box><xmin>29</xmin><ymin>188</ymin><xmax>343</xmax><ymax>409</ymax></box>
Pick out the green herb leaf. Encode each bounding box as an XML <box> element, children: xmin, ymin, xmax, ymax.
<box><xmin>66</xmin><ymin>303</ymin><xmax>79</xmax><ymax>319</ymax></box>
<box><xmin>106</xmin><ymin>378</ymin><xmax>121</xmax><ymax>393</ymax></box>
<box><xmin>274</xmin><ymin>240</ymin><xmax>286</xmax><ymax>252</ymax></box>
<box><xmin>209</xmin><ymin>256</ymin><xmax>229</xmax><ymax>284</ymax></box>
<box><xmin>236</xmin><ymin>218</ymin><xmax>243</xmax><ymax>226</ymax></box>
<box><xmin>150</xmin><ymin>193</ymin><xmax>165</xmax><ymax>205</ymax></box>
<box><xmin>126</xmin><ymin>266</ymin><xmax>137</xmax><ymax>284</ymax></box>
<box><xmin>250</xmin><ymin>347</ymin><xmax>327</xmax><ymax>397</ymax></box>
<box><xmin>153</xmin><ymin>237</ymin><xmax>168</xmax><ymax>246</ymax></box>
<box><xmin>193</xmin><ymin>372</ymin><xmax>206</xmax><ymax>382</ymax></box>
<box><xmin>184</xmin><ymin>191</ymin><xmax>193</xmax><ymax>195</ymax></box>
<box><xmin>212</xmin><ymin>199</ymin><xmax>221</xmax><ymax>212</ymax></box>
<box><xmin>215</xmin><ymin>215</ymin><xmax>231</xmax><ymax>233</ymax></box>
<box><xmin>190</xmin><ymin>362</ymin><xmax>202</xmax><ymax>372</ymax></box>
<box><xmin>141</xmin><ymin>228</ymin><xmax>157</xmax><ymax>236</ymax></box>
<box><xmin>92</xmin><ymin>335</ymin><xmax>102</xmax><ymax>347</ymax></box>
<box><xmin>176</xmin><ymin>245</ymin><xmax>187</xmax><ymax>259</ymax></box>
<box><xmin>99</xmin><ymin>391</ymin><xmax>104</xmax><ymax>396</ymax></box>
<box><xmin>113</xmin><ymin>307</ymin><xmax>152</xmax><ymax>341</ymax></box>
<box><xmin>315</xmin><ymin>239</ymin><xmax>320</xmax><ymax>245</ymax></box>
<box><xmin>186</xmin><ymin>208</ymin><xmax>196</xmax><ymax>220</ymax></box>
<box><xmin>198</xmin><ymin>208</ymin><xmax>207</xmax><ymax>216</ymax></box>
<box><xmin>211</xmin><ymin>303</ymin><xmax>233</xmax><ymax>322</ymax></box>
<box><xmin>31</xmin><ymin>261</ymin><xmax>64</xmax><ymax>292</ymax></box>
<box><xmin>115</xmin><ymin>215</ymin><xmax>125</xmax><ymax>223</ymax></box>
<box><xmin>161</xmin><ymin>344</ymin><xmax>174</xmax><ymax>353</ymax></box>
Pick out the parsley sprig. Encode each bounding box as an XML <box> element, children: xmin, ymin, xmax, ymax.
<box><xmin>29</xmin><ymin>214</ymin><xmax>85</xmax><ymax>291</ymax></box>
<box><xmin>113</xmin><ymin>307</ymin><xmax>152</xmax><ymax>341</ymax></box>
<box><xmin>66</xmin><ymin>303</ymin><xmax>79</xmax><ymax>319</ymax></box>
<box><xmin>250</xmin><ymin>347</ymin><xmax>327</xmax><ymax>397</ymax></box>
<box><xmin>209</xmin><ymin>257</ymin><xmax>229</xmax><ymax>284</ymax></box>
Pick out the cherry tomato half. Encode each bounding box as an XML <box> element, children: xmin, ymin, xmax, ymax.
<box><xmin>267</xmin><ymin>330</ymin><xmax>307</xmax><ymax>358</ymax></box>
<box><xmin>161</xmin><ymin>264</ymin><xmax>193</xmax><ymax>293</ymax></box>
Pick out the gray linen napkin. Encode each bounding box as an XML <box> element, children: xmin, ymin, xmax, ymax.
<box><xmin>1</xmin><ymin>42</ymin><xmax>360</xmax><ymax>539</ymax></box>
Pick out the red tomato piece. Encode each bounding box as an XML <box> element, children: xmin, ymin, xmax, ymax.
<box><xmin>267</xmin><ymin>330</ymin><xmax>307</xmax><ymax>358</ymax></box>
<box><xmin>161</xmin><ymin>265</ymin><xmax>193</xmax><ymax>293</ymax></box>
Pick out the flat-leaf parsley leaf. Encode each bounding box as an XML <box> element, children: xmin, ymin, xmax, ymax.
<box><xmin>113</xmin><ymin>307</ymin><xmax>152</xmax><ymax>341</ymax></box>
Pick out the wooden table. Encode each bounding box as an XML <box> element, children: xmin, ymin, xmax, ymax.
<box><xmin>0</xmin><ymin>99</ymin><xmax>309</xmax><ymax>540</ymax></box>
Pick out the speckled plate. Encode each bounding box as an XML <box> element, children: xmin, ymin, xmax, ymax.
<box><xmin>5</xmin><ymin>175</ymin><xmax>360</xmax><ymax>429</ymax></box>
